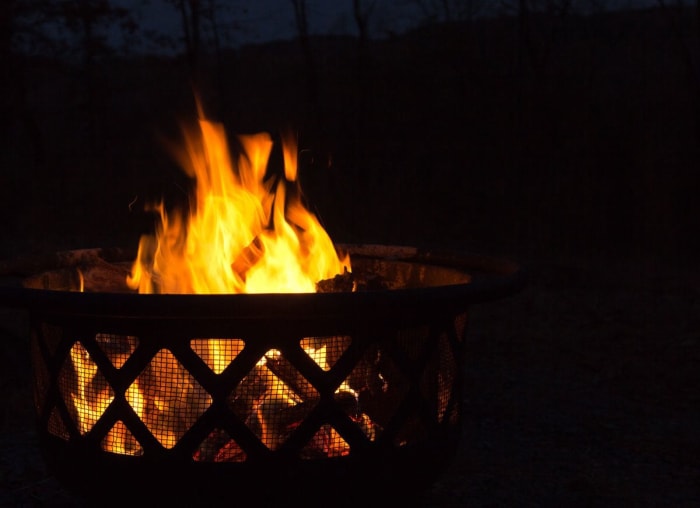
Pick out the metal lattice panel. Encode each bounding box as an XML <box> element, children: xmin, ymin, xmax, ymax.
<box><xmin>33</xmin><ymin>312</ymin><xmax>467</xmax><ymax>464</ymax></box>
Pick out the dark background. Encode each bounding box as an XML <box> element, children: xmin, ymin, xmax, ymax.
<box><xmin>1</xmin><ymin>1</ymin><xmax>698</xmax><ymax>276</ymax></box>
<box><xmin>1</xmin><ymin>1</ymin><xmax>699</xmax><ymax>506</ymax></box>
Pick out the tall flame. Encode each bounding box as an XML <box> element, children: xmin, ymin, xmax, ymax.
<box><xmin>127</xmin><ymin>108</ymin><xmax>349</xmax><ymax>294</ymax></box>
<box><xmin>64</xmin><ymin>107</ymin><xmax>364</xmax><ymax>459</ymax></box>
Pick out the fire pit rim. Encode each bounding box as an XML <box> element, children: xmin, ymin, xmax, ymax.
<box><xmin>0</xmin><ymin>243</ymin><xmax>525</xmax><ymax>319</ymax></box>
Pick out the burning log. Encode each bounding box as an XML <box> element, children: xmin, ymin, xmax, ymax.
<box><xmin>212</xmin><ymin>437</ymin><xmax>246</xmax><ymax>462</ymax></box>
<box><xmin>315</xmin><ymin>265</ymin><xmax>394</xmax><ymax>293</ymax></box>
<box><xmin>230</xmin><ymin>236</ymin><xmax>264</xmax><ymax>280</ymax></box>
<box><xmin>315</xmin><ymin>267</ymin><xmax>355</xmax><ymax>293</ymax></box>
<box><xmin>11</xmin><ymin>251</ymin><xmax>133</xmax><ymax>293</ymax></box>
<box><xmin>77</xmin><ymin>259</ymin><xmax>132</xmax><ymax>292</ymax></box>
<box><xmin>228</xmin><ymin>363</ymin><xmax>275</xmax><ymax>420</ymax></box>
<box><xmin>0</xmin><ymin>247</ymin><xmax>128</xmax><ymax>279</ymax></box>
<box><xmin>195</xmin><ymin>429</ymin><xmax>246</xmax><ymax>463</ymax></box>
<box><xmin>334</xmin><ymin>388</ymin><xmax>361</xmax><ymax>420</ymax></box>
<box><xmin>264</xmin><ymin>350</ymin><xmax>318</xmax><ymax>401</ymax></box>
<box><xmin>248</xmin><ymin>391</ymin><xmax>307</xmax><ymax>450</ymax></box>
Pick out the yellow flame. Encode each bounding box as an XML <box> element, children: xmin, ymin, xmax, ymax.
<box><xmin>76</xmin><ymin>269</ymin><xmax>84</xmax><ymax>292</ymax></box>
<box><xmin>68</xmin><ymin>107</ymin><xmax>362</xmax><ymax>457</ymax></box>
<box><xmin>69</xmin><ymin>343</ymin><xmax>113</xmax><ymax>435</ymax></box>
<box><xmin>127</xmin><ymin>111</ymin><xmax>349</xmax><ymax>295</ymax></box>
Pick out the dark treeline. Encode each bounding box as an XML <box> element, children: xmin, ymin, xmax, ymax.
<box><xmin>1</xmin><ymin>0</ymin><xmax>699</xmax><ymax>286</ymax></box>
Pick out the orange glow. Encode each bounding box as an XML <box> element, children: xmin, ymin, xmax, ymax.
<box><xmin>126</xmin><ymin>108</ymin><xmax>350</xmax><ymax>295</ymax></box>
<box><xmin>69</xmin><ymin>342</ymin><xmax>113</xmax><ymax>435</ymax></box>
<box><xmin>63</xmin><ymin>107</ymin><xmax>367</xmax><ymax>459</ymax></box>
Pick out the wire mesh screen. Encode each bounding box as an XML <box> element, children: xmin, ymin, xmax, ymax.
<box><xmin>31</xmin><ymin>312</ymin><xmax>467</xmax><ymax>466</ymax></box>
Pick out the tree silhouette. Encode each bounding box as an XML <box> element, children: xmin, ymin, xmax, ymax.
<box><xmin>290</xmin><ymin>0</ymin><xmax>318</xmax><ymax>108</ymax></box>
<box><xmin>2</xmin><ymin>0</ymin><xmax>136</xmax><ymax>166</ymax></box>
<box><xmin>404</xmin><ymin>0</ymin><xmax>490</xmax><ymax>22</ymax></box>
<box><xmin>1</xmin><ymin>0</ymin><xmax>46</xmax><ymax>171</ymax></box>
<box><xmin>656</xmin><ymin>0</ymin><xmax>700</xmax><ymax>142</ymax></box>
<box><xmin>351</xmin><ymin>0</ymin><xmax>376</xmax><ymax>158</ymax></box>
<box><xmin>54</xmin><ymin>0</ymin><xmax>135</xmax><ymax>151</ymax></box>
<box><xmin>161</xmin><ymin>0</ymin><xmax>237</xmax><ymax>116</ymax></box>
<box><xmin>165</xmin><ymin>0</ymin><xmax>201</xmax><ymax>79</ymax></box>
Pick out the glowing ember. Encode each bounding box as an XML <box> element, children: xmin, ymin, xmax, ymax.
<box><xmin>126</xmin><ymin>104</ymin><xmax>350</xmax><ymax>295</ymax></box>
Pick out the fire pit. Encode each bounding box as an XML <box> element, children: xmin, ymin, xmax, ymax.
<box><xmin>0</xmin><ymin>105</ymin><xmax>524</xmax><ymax>504</ymax></box>
<box><xmin>0</xmin><ymin>243</ymin><xmax>523</xmax><ymax>505</ymax></box>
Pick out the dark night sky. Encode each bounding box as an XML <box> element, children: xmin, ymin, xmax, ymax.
<box><xmin>109</xmin><ymin>0</ymin><xmax>424</xmax><ymax>50</ymax></box>
<box><xmin>108</xmin><ymin>0</ymin><xmax>663</xmax><ymax>52</ymax></box>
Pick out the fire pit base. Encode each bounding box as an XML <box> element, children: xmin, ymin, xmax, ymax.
<box><xmin>42</xmin><ymin>431</ymin><xmax>458</xmax><ymax>505</ymax></box>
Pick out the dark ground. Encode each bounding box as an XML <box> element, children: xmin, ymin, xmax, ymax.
<box><xmin>1</xmin><ymin>5</ymin><xmax>700</xmax><ymax>507</ymax></box>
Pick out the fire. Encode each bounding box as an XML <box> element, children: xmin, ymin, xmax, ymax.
<box><xmin>69</xmin><ymin>342</ymin><xmax>113</xmax><ymax>435</ymax></box>
<box><xmin>61</xmin><ymin>106</ymin><xmax>372</xmax><ymax>461</ymax></box>
<box><xmin>126</xmin><ymin>106</ymin><xmax>350</xmax><ymax>295</ymax></box>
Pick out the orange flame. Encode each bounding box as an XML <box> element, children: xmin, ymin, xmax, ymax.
<box><xmin>63</xmin><ymin>107</ymin><xmax>364</xmax><ymax>459</ymax></box>
<box><xmin>127</xmin><ymin>108</ymin><xmax>349</xmax><ymax>295</ymax></box>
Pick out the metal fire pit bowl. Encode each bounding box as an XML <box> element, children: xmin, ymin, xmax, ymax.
<box><xmin>0</xmin><ymin>244</ymin><xmax>523</xmax><ymax>506</ymax></box>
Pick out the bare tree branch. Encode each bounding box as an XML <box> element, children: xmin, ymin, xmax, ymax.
<box><xmin>290</xmin><ymin>0</ymin><xmax>318</xmax><ymax>106</ymax></box>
